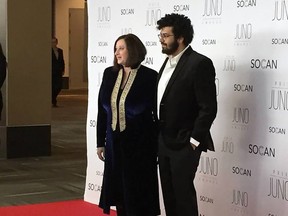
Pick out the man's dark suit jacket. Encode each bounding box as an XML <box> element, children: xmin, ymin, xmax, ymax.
<box><xmin>52</xmin><ymin>48</ymin><xmax>65</xmax><ymax>77</ymax></box>
<box><xmin>157</xmin><ymin>46</ymin><xmax>217</xmax><ymax>151</ymax></box>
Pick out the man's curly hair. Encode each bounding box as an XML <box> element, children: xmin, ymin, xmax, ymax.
<box><xmin>157</xmin><ymin>13</ymin><xmax>194</xmax><ymax>46</ymax></box>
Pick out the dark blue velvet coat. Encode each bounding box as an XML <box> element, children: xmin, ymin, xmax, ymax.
<box><xmin>97</xmin><ymin>65</ymin><xmax>160</xmax><ymax>215</ymax></box>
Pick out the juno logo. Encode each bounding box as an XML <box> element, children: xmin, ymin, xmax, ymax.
<box><xmin>272</xmin><ymin>0</ymin><xmax>288</xmax><ymax>21</ymax></box>
<box><xmin>121</xmin><ymin>28</ymin><xmax>133</xmax><ymax>35</ymax></box>
<box><xmin>223</xmin><ymin>58</ymin><xmax>236</xmax><ymax>72</ymax></box>
<box><xmin>268</xmin><ymin>176</ymin><xmax>288</xmax><ymax>201</ymax></box>
<box><xmin>221</xmin><ymin>137</ymin><xmax>234</xmax><ymax>154</ymax></box>
<box><xmin>199</xmin><ymin>156</ymin><xmax>218</xmax><ymax>176</ymax></box>
<box><xmin>234</xmin><ymin>23</ymin><xmax>252</xmax><ymax>40</ymax></box>
<box><xmin>203</xmin><ymin>0</ymin><xmax>223</xmax><ymax>16</ymax></box>
<box><xmin>232</xmin><ymin>107</ymin><xmax>249</xmax><ymax>124</ymax></box>
<box><xmin>145</xmin><ymin>9</ymin><xmax>161</xmax><ymax>26</ymax></box>
<box><xmin>232</xmin><ymin>190</ymin><xmax>248</xmax><ymax>207</ymax></box>
<box><xmin>97</xmin><ymin>6</ymin><xmax>111</xmax><ymax>22</ymax></box>
<box><xmin>268</xmin><ymin>89</ymin><xmax>288</xmax><ymax>111</ymax></box>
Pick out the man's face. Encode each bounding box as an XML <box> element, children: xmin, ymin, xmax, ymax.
<box><xmin>158</xmin><ymin>27</ymin><xmax>179</xmax><ymax>55</ymax></box>
<box><xmin>52</xmin><ymin>38</ymin><xmax>58</xmax><ymax>48</ymax></box>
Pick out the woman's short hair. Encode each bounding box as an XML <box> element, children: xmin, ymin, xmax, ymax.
<box><xmin>113</xmin><ymin>34</ymin><xmax>147</xmax><ymax>70</ymax></box>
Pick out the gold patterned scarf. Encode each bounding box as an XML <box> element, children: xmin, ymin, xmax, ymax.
<box><xmin>110</xmin><ymin>67</ymin><xmax>138</xmax><ymax>132</ymax></box>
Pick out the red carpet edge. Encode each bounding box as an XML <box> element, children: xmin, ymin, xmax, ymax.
<box><xmin>0</xmin><ymin>199</ymin><xmax>117</xmax><ymax>216</ymax></box>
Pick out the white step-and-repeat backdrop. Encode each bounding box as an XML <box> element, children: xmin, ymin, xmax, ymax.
<box><xmin>84</xmin><ymin>0</ymin><xmax>288</xmax><ymax>215</ymax></box>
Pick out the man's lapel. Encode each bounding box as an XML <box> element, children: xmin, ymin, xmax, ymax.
<box><xmin>161</xmin><ymin>47</ymin><xmax>192</xmax><ymax>100</ymax></box>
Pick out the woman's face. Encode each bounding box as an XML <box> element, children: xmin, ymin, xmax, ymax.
<box><xmin>114</xmin><ymin>39</ymin><xmax>129</xmax><ymax>66</ymax></box>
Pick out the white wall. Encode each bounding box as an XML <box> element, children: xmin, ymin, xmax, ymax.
<box><xmin>0</xmin><ymin>0</ymin><xmax>7</xmax><ymax>52</ymax></box>
<box><xmin>55</xmin><ymin>0</ymin><xmax>84</xmax><ymax>77</ymax></box>
<box><xmin>85</xmin><ymin>1</ymin><xmax>288</xmax><ymax>216</ymax></box>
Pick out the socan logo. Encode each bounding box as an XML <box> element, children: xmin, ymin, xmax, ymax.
<box><xmin>237</xmin><ymin>0</ymin><xmax>256</xmax><ymax>8</ymax></box>
<box><xmin>173</xmin><ymin>4</ymin><xmax>190</xmax><ymax>12</ymax></box>
<box><xmin>268</xmin><ymin>126</ymin><xmax>286</xmax><ymax>135</ymax></box>
<box><xmin>250</xmin><ymin>59</ymin><xmax>278</xmax><ymax>70</ymax></box>
<box><xmin>199</xmin><ymin>195</ymin><xmax>214</xmax><ymax>204</ymax></box>
<box><xmin>120</xmin><ymin>8</ymin><xmax>135</xmax><ymax>15</ymax></box>
<box><xmin>272</xmin><ymin>0</ymin><xmax>288</xmax><ymax>21</ymax></box>
<box><xmin>268</xmin><ymin>170</ymin><xmax>288</xmax><ymax>201</ymax></box>
<box><xmin>248</xmin><ymin>144</ymin><xmax>276</xmax><ymax>158</ymax></box>
<box><xmin>232</xmin><ymin>166</ymin><xmax>252</xmax><ymax>177</ymax></box>
<box><xmin>96</xmin><ymin>170</ymin><xmax>104</xmax><ymax>176</ymax></box>
<box><xmin>145</xmin><ymin>41</ymin><xmax>157</xmax><ymax>47</ymax></box>
<box><xmin>89</xmin><ymin>119</ymin><xmax>97</xmax><ymax>128</ymax></box>
<box><xmin>91</xmin><ymin>56</ymin><xmax>107</xmax><ymax>64</ymax></box>
<box><xmin>271</xmin><ymin>38</ymin><xmax>288</xmax><ymax>45</ymax></box>
<box><xmin>98</xmin><ymin>41</ymin><xmax>108</xmax><ymax>47</ymax></box>
<box><xmin>202</xmin><ymin>39</ymin><xmax>217</xmax><ymax>45</ymax></box>
<box><xmin>143</xmin><ymin>56</ymin><xmax>154</xmax><ymax>65</ymax></box>
<box><xmin>234</xmin><ymin>84</ymin><xmax>253</xmax><ymax>92</ymax></box>
<box><xmin>87</xmin><ymin>182</ymin><xmax>102</xmax><ymax>192</ymax></box>
<box><xmin>202</xmin><ymin>0</ymin><xmax>223</xmax><ymax>24</ymax></box>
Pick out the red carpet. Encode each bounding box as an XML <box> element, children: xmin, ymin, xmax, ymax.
<box><xmin>0</xmin><ymin>200</ymin><xmax>117</xmax><ymax>216</ymax></box>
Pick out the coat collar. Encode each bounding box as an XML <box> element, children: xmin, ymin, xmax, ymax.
<box><xmin>157</xmin><ymin>46</ymin><xmax>193</xmax><ymax>100</ymax></box>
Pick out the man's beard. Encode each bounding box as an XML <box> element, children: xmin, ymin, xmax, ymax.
<box><xmin>161</xmin><ymin>40</ymin><xmax>179</xmax><ymax>55</ymax></box>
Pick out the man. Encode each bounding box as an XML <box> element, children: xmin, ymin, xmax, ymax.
<box><xmin>156</xmin><ymin>13</ymin><xmax>217</xmax><ymax>216</ymax></box>
<box><xmin>0</xmin><ymin>43</ymin><xmax>7</xmax><ymax>119</ymax></box>
<box><xmin>52</xmin><ymin>37</ymin><xmax>65</xmax><ymax>107</ymax></box>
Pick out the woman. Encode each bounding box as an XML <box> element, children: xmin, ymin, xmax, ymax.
<box><xmin>0</xmin><ymin>43</ymin><xmax>7</xmax><ymax>120</ymax></box>
<box><xmin>96</xmin><ymin>34</ymin><xmax>160</xmax><ymax>216</ymax></box>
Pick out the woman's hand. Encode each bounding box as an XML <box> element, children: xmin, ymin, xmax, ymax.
<box><xmin>97</xmin><ymin>147</ymin><xmax>105</xmax><ymax>161</ymax></box>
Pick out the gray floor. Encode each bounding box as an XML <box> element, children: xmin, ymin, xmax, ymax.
<box><xmin>0</xmin><ymin>89</ymin><xmax>88</xmax><ymax>206</ymax></box>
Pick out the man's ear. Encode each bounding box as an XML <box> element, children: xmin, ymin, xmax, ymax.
<box><xmin>177</xmin><ymin>36</ymin><xmax>184</xmax><ymax>44</ymax></box>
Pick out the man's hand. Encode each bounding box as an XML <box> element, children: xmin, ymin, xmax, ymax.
<box><xmin>190</xmin><ymin>143</ymin><xmax>197</xmax><ymax>150</ymax></box>
<box><xmin>97</xmin><ymin>147</ymin><xmax>105</xmax><ymax>161</ymax></box>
